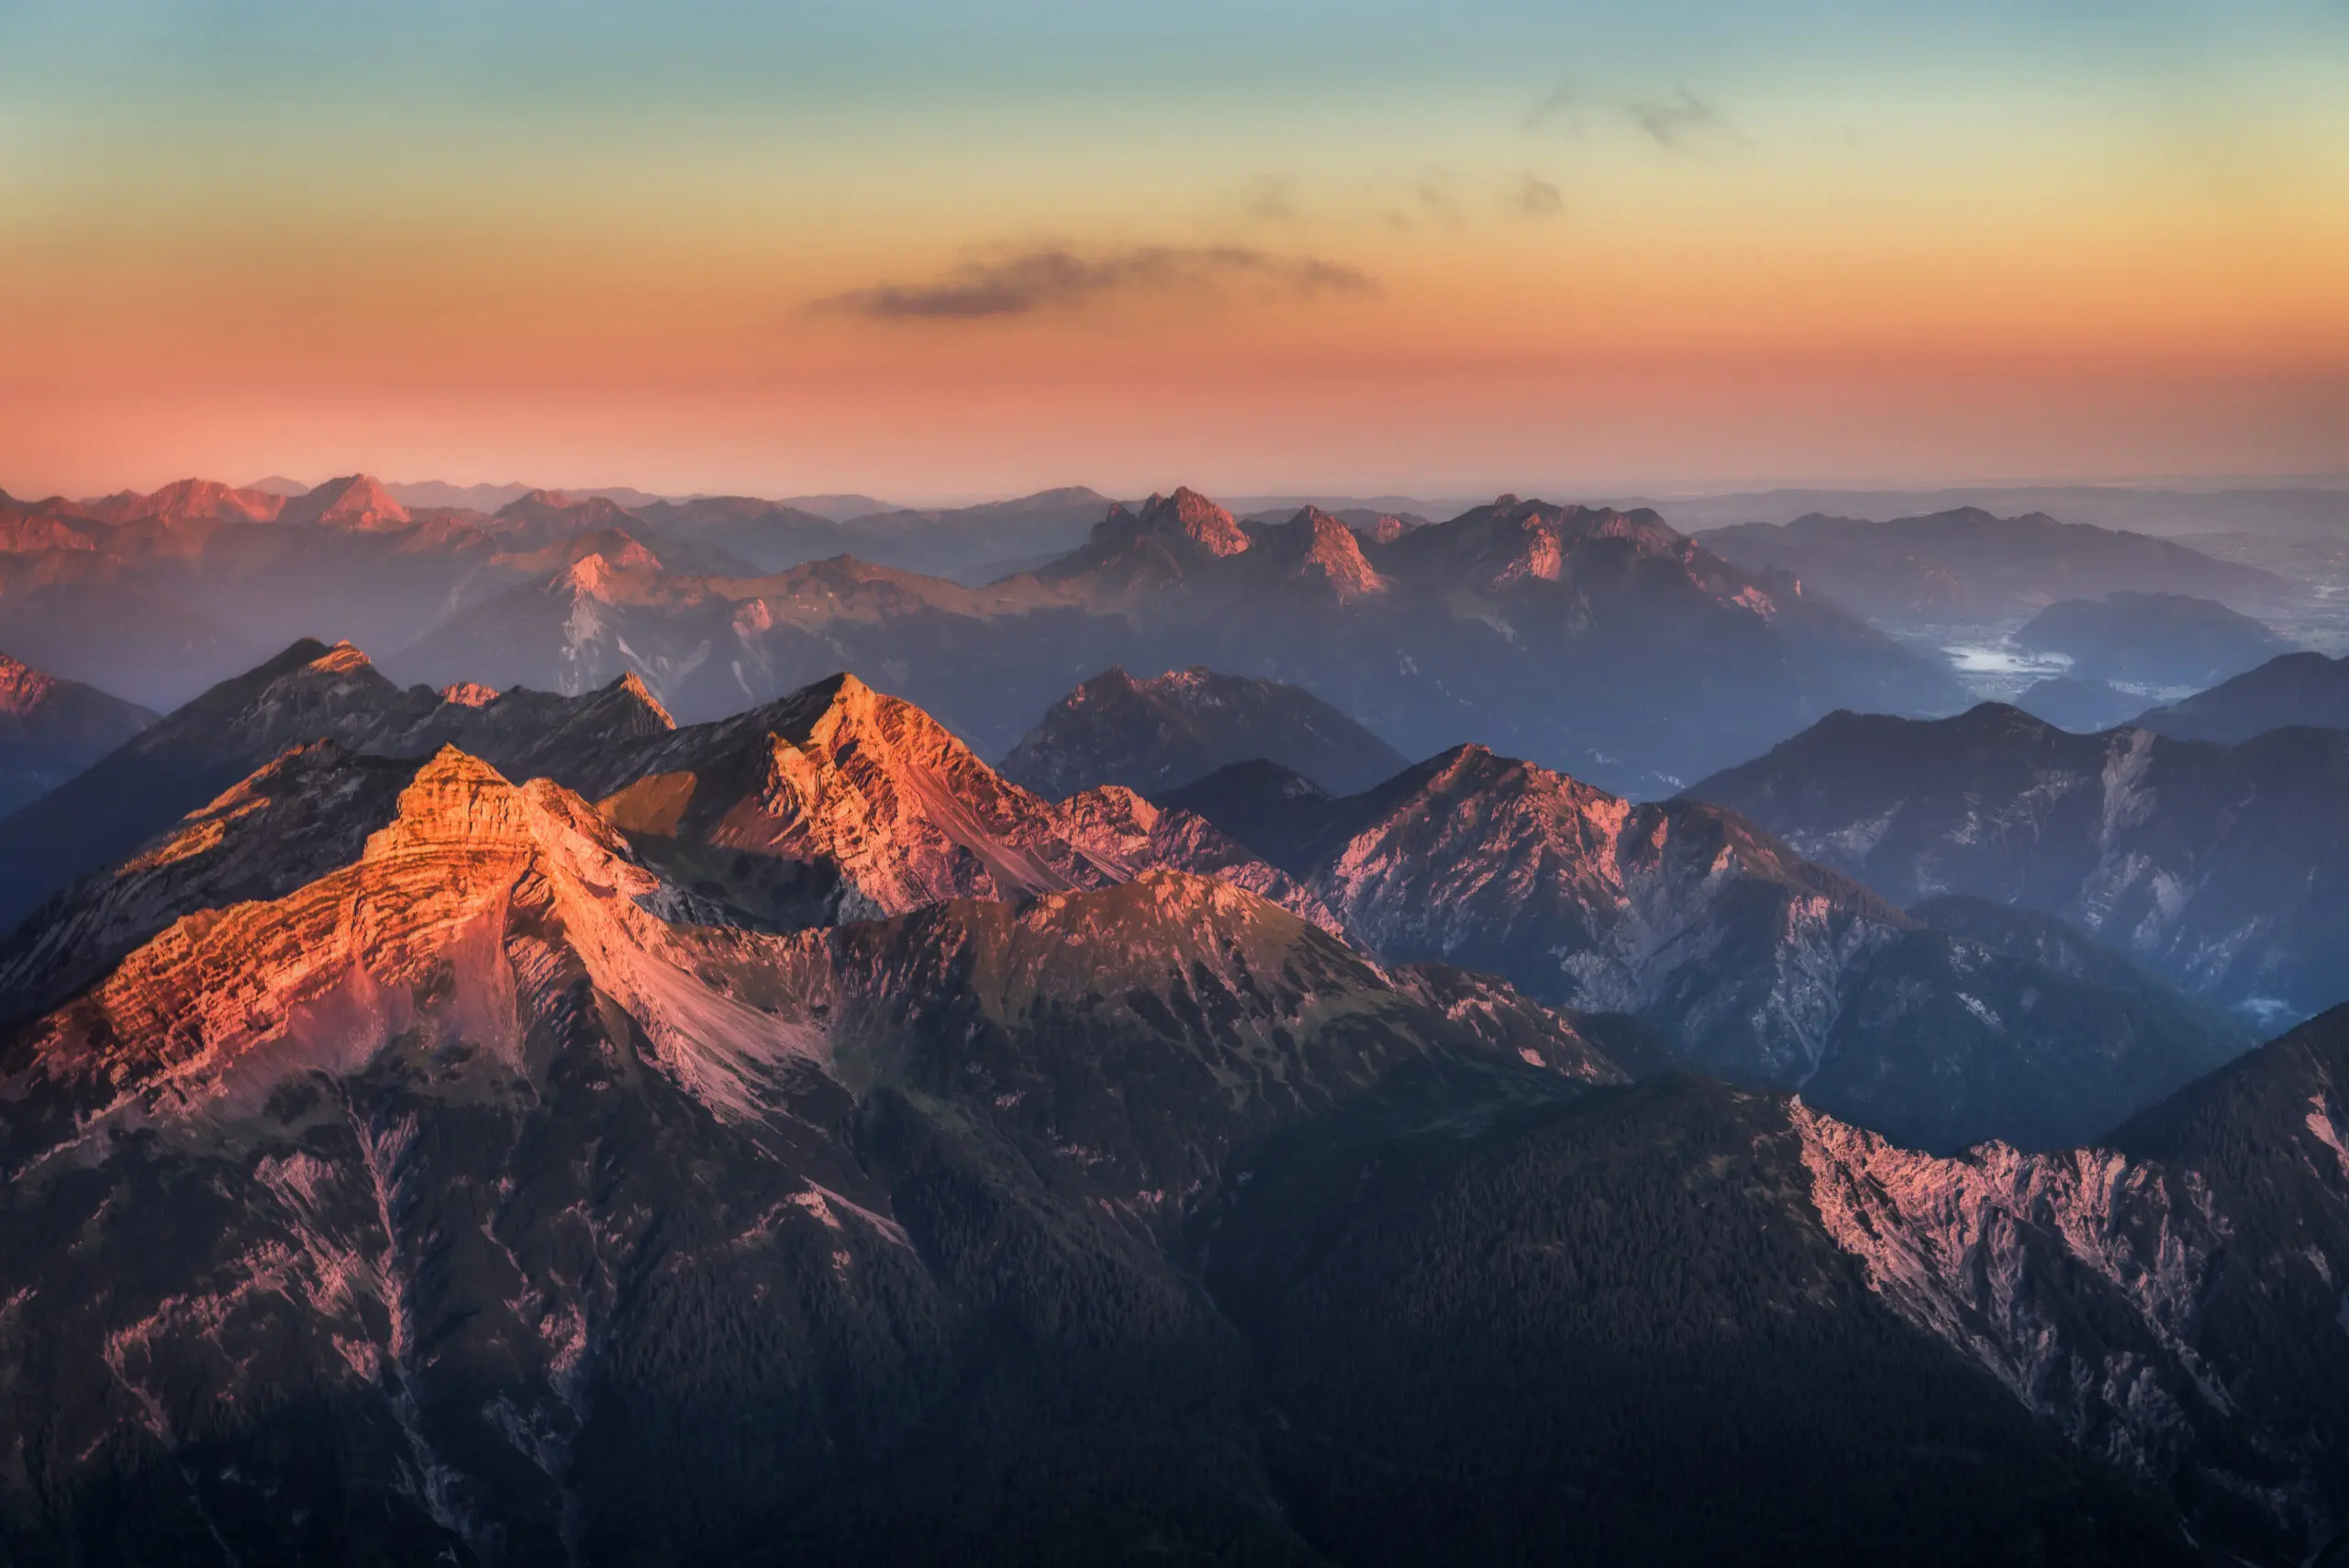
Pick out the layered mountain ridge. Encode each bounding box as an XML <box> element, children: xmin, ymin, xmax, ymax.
<box><xmin>0</xmin><ymin>471</ymin><xmax>1982</xmax><ymax>792</ymax></box>
<box><xmin>1692</xmin><ymin>702</ymin><xmax>2349</xmax><ymax>1021</ymax></box>
<box><xmin>0</xmin><ymin>632</ymin><xmax>2344</xmax><ymax>1561</ymax></box>
<box><xmin>1163</xmin><ymin>742</ymin><xmax>2254</xmax><ymax>1151</ymax></box>
<box><xmin>391</xmin><ymin>484</ymin><xmax>1965</xmax><ymax>795</ymax></box>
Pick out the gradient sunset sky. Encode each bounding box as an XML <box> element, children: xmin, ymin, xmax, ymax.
<box><xmin>4</xmin><ymin>0</ymin><xmax>2345</xmax><ymax>501</ymax></box>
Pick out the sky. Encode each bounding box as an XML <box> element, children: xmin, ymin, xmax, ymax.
<box><xmin>3</xmin><ymin>0</ymin><xmax>2346</xmax><ymax>502</ymax></box>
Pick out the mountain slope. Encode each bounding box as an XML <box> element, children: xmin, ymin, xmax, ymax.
<box><xmin>594</xmin><ymin>670</ymin><xmax>1340</xmax><ymax>934</ymax></box>
<box><xmin>2135</xmin><ymin>651</ymin><xmax>2349</xmax><ymax>742</ymax></box>
<box><xmin>0</xmin><ymin>639</ymin><xmax>674</xmax><ymax>932</ymax></box>
<box><xmin>1204</xmin><ymin>1071</ymin><xmax>2204</xmax><ymax>1566</ymax></box>
<box><xmin>999</xmin><ymin>665</ymin><xmax>1407</xmax><ymax>798</ymax></box>
<box><xmin>1796</xmin><ymin>1005</ymin><xmax>2349</xmax><ymax>1564</ymax></box>
<box><xmin>0</xmin><ymin>651</ymin><xmax>155</xmax><ymax>815</ymax></box>
<box><xmin>1166</xmin><ymin>743</ymin><xmax>2251</xmax><ymax>1151</ymax></box>
<box><xmin>0</xmin><ymin>752</ymin><xmax>1633</xmax><ymax>1563</ymax></box>
<box><xmin>1691</xmin><ymin>703</ymin><xmax>2349</xmax><ymax>1020</ymax></box>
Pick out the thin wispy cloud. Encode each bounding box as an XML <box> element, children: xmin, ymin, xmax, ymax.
<box><xmin>812</xmin><ymin>245</ymin><xmax>1376</xmax><ymax>321</ymax></box>
<box><xmin>1523</xmin><ymin>81</ymin><xmax>1583</xmax><ymax>133</ymax></box>
<box><xmin>1628</xmin><ymin>89</ymin><xmax>1738</xmax><ymax>150</ymax></box>
<box><xmin>1515</xmin><ymin>174</ymin><xmax>1564</xmax><ymax>217</ymax></box>
<box><xmin>1240</xmin><ymin>174</ymin><xmax>1300</xmax><ymax>222</ymax></box>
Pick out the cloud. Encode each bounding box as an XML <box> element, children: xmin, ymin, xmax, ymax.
<box><xmin>1627</xmin><ymin>89</ymin><xmax>1737</xmax><ymax>150</ymax></box>
<box><xmin>1514</xmin><ymin>174</ymin><xmax>1564</xmax><ymax>217</ymax></box>
<box><xmin>811</xmin><ymin>245</ymin><xmax>1376</xmax><ymax>321</ymax></box>
<box><xmin>1523</xmin><ymin>81</ymin><xmax>1582</xmax><ymax>132</ymax></box>
<box><xmin>1240</xmin><ymin>174</ymin><xmax>1299</xmax><ymax>222</ymax></box>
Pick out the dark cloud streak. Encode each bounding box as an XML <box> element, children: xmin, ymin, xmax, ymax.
<box><xmin>811</xmin><ymin>245</ymin><xmax>1375</xmax><ymax>322</ymax></box>
<box><xmin>1628</xmin><ymin>89</ymin><xmax>1735</xmax><ymax>149</ymax></box>
<box><xmin>1522</xmin><ymin>81</ymin><xmax>1581</xmax><ymax>132</ymax></box>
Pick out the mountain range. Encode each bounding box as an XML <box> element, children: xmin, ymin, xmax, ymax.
<box><xmin>1692</xmin><ymin>702</ymin><xmax>2349</xmax><ymax>1023</ymax></box>
<box><xmin>1695</xmin><ymin>507</ymin><xmax>2291</xmax><ymax>623</ymax></box>
<box><xmin>2</xmin><ymin>641</ymin><xmax>2256</xmax><ymax>1156</ymax></box>
<box><xmin>7</xmin><ymin>471</ymin><xmax>2349</xmax><ymax>1562</ymax></box>
<box><xmin>389</xmin><ymin>486</ymin><xmax>1964</xmax><ymax>795</ymax></box>
<box><xmin>1160</xmin><ymin>744</ymin><xmax>2252</xmax><ymax>1151</ymax></box>
<box><xmin>3</xmin><ymin>475</ymin><xmax>1974</xmax><ymax>792</ymax></box>
<box><xmin>2</xmin><ymin>672</ymin><xmax>2348</xmax><ymax>1558</ymax></box>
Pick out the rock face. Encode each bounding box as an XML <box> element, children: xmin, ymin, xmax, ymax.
<box><xmin>2135</xmin><ymin>650</ymin><xmax>2349</xmax><ymax>742</ymax></box>
<box><xmin>594</xmin><ymin>670</ymin><xmax>1341</xmax><ymax>935</ymax></box>
<box><xmin>2014</xmin><ymin>591</ymin><xmax>2293</xmax><ymax>689</ymax></box>
<box><xmin>0</xmin><ymin>639</ymin><xmax>676</xmax><ymax>932</ymax></box>
<box><xmin>1165</xmin><ymin>743</ymin><xmax>2251</xmax><ymax>1151</ymax></box>
<box><xmin>1696</xmin><ymin>507</ymin><xmax>2290</xmax><ymax>622</ymax></box>
<box><xmin>1793</xmin><ymin>1005</ymin><xmax>2349</xmax><ymax>1564</ymax></box>
<box><xmin>1691</xmin><ymin>703</ymin><xmax>2349</xmax><ymax>1021</ymax></box>
<box><xmin>998</xmin><ymin>665</ymin><xmax>1408</xmax><ymax>799</ymax></box>
<box><xmin>0</xmin><ymin>652</ymin><xmax>154</xmax><ymax>815</ymax></box>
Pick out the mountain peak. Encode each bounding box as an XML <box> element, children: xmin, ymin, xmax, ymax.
<box><xmin>440</xmin><ymin>681</ymin><xmax>499</xmax><ymax>708</ymax></box>
<box><xmin>281</xmin><ymin>473</ymin><xmax>410</xmax><ymax>530</ymax></box>
<box><xmin>557</xmin><ymin>552</ymin><xmax>617</xmax><ymax>597</ymax></box>
<box><xmin>613</xmin><ymin>670</ymin><xmax>675</xmax><ymax>728</ymax></box>
<box><xmin>309</xmin><ymin>639</ymin><xmax>373</xmax><ymax>675</ymax></box>
<box><xmin>0</xmin><ymin>651</ymin><xmax>59</xmax><ymax>717</ymax></box>
<box><xmin>1264</xmin><ymin>506</ymin><xmax>1386</xmax><ymax>598</ymax></box>
<box><xmin>1145</xmin><ymin>486</ymin><xmax>1252</xmax><ymax>555</ymax></box>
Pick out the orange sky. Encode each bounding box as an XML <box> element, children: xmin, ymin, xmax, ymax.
<box><xmin>4</xmin><ymin>2</ymin><xmax>2345</xmax><ymax>499</ymax></box>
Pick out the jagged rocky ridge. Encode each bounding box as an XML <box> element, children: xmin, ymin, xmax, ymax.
<box><xmin>4</xmin><ymin>639</ymin><xmax>2254</xmax><ymax>1154</ymax></box>
<box><xmin>1163</xmin><ymin>745</ymin><xmax>2253</xmax><ymax>1151</ymax></box>
<box><xmin>1793</xmin><ymin>1004</ymin><xmax>2349</xmax><ymax>1564</ymax></box>
<box><xmin>1690</xmin><ymin>702</ymin><xmax>2349</xmax><ymax>1021</ymax></box>
<box><xmin>0</xmin><ymin>638</ymin><xmax>677</xmax><ymax>933</ymax></box>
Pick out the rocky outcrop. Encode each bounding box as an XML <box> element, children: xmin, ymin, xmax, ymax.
<box><xmin>1793</xmin><ymin>1006</ymin><xmax>2349</xmax><ymax>1558</ymax></box>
